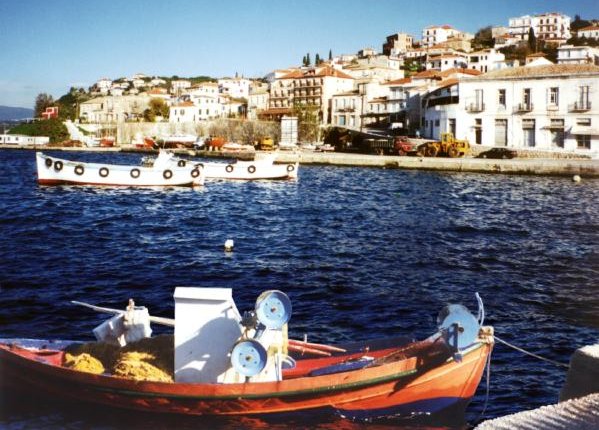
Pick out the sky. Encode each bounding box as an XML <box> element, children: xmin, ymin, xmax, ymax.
<box><xmin>1</xmin><ymin>0</ymin><xmax>598</xmax><ymax>108</ymax></box>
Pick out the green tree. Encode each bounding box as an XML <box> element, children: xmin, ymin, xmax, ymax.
<box><xmin>9</xmin><ymin>118</ymin><xmax>68</xmax><ymax>143</ymax></box>
<box><xmin>528</xmin><ymin>27</ymin><xmax>537</xmax><ymax>52</ymax></box>
<box><xmin>34</xmin><ymin>93</ymin><xmax>54</xmax><ymax>117</ymax></box>
<box><xmin>306</xmin><ymin>53</ymin><xmax>311</xmax><ymax>66</ymax></box>
<box><xmin>302</xmin><ymin>55</ymin><xmax>307</xmax><ymax>66</ymax></box>
<box><xmin>144</xmin><ymin>98</ymin><xmax>169</xmax><ymax>122</ymax></box>
<box><xmin>571</xmin><ymin>14</ymin><xmax>591</xmax><ymax>32</ymax></box>
<box><xmin>328</xmin><ymin>49</ymin><xmax>332</xmax><ymax>61</ymax></box>
<box><xmin>315</xmin><ymin>53</ymin><xmax>321</xmax><ymax>65</ymax></box>
<box><xmin>293</xmin><ymin>102</ymin><xmax>319</xmax><ymax>142</ymax></box>
<box><xmin>472</xmin><ymin>26</ymin><xmax>494</xmax><ymax>50</ymax></box>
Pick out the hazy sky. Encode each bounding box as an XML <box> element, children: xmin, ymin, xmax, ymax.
<box><xmin>1</xmin><ymin>0</ymin><xmax>597</xmax><ymax>108</ymax></box>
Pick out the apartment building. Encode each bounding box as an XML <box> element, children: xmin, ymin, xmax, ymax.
<box><xmin>218</xmin><ymin>77</ymin><xmax>252</xmax><ymax>99</ymax></box>
<box><xmin>382</xmin><ymin>32</ymin><xmax>414</xmax><ymax>56</ymax></box>
<box><xmin>422</xmin><ymin>25</ymin><xmax>473</xmax><ymax>48</ymax></box>
<box><xmin>458</xmin><ymin>64</ymin><xmax>599</xmax><ymax>152</ymax></box>
<box><xmin>557</xmin><ymin>45</ymin><xmax>599</xmax><ymax>65</ymax></box>
<box><xmin>577</xmin><ymin>25</ymin><xmax>599</xmax><ymax>40</ymax></box>
<box><xmin>268</xmin><ymin>66</ymin><xmax>354</xmax><ymax>124</ymax></box>
<box><xmin>508</xmin><ymin>13</ymin><xmax>571</xmax><ymax>45</ymax></box>
<box><xmin>466</xmin><ymin>49</ymin><xmax>506</xmax><ymax>73</ymax></box>
<box><xmin>80</xmin><ymin>95</ymin><xmax>152</xmax><ymax>123</ymax></box>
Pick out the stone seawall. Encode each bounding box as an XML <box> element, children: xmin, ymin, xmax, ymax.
<box><xmin>268</xmin><ymin>151</ymin><xmax>599</xmax><ymax>177</ymax></box>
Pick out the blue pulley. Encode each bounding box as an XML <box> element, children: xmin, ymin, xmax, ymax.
<box><xmin>230</xmin><ymin>339</ymin><xmax>268</xmax><ymax>377</ymax></box>
<box><xmin>437</xmin><ymin>304</ymin><xmax>480</xmax><ymax>350</ymax></box>
<box><xmin>255</xmin><ymin>290</ymin><xmax>292</xmax><ymax>329</ymax></box>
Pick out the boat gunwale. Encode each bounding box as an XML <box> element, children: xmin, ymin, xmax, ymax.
<box><xmin>0</xmin><ymin>339</ymin><xmax>487</xmax><ymax>401</ymax></box>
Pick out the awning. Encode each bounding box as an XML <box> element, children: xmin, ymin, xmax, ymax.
<box><xmin>570</xmin><ymin>126</ymin><xmax>599</xmax><ymax>135</ymax></box>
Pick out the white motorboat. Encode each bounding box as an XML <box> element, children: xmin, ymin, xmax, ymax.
<box><xmin>200</xmin><ymin>158</ymin><xmax>298</xmax><ymax>180</ymax></box>
<box><xmin>36</xmin><ymin>151</ymin><xmax>204</xmax><ymax>187</ymax></box>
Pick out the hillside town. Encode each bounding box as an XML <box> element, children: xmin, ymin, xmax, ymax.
<box><xmin>11</xmin><ymin>12</ymin><xmax>599</xmax><ymax>155</ymax></box>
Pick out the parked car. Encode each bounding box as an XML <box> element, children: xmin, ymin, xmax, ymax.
<box><xmin>477</xmin><ymin>148</ymin><xmax>517</xmax><ymax>159</ymax></box>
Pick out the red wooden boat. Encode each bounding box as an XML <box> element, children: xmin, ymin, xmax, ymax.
<box><xmin>0</xmin><ymin>320</ymin><xmax>493</xmax><ymax>420</ymax></box>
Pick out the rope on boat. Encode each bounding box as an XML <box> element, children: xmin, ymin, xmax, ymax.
<box><xmin>473</xmin><ymin>345</ymin><xmax>492</xmax><ymax>425</ymax></box>
<box><xmin>495</xmin><ymin>335</ymin><xmax>570</xmax><ymax>369</ymax></box>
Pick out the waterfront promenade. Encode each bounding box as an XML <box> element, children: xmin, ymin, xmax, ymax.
<box><xmin>3</xmin><ymin>144</ymin><xmax>599</xmax><ymax>177</ymax></box>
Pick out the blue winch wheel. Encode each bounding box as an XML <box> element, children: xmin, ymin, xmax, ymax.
<box><xmin>255</xmin><ymin>290</ymin><xmax>292</xmax><ymax>329</ymax></box>
<box><xmin>437</xmin><ymin>304</ymin><xmax>480</xmax><ymax>350</ymax></box>
<box><xmin>231</xmin><ymin>339</ymin><xmax>267</xmax><ymax>377</ymax></box>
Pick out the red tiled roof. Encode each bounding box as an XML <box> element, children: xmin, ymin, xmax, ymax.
<box><xmin>438</xmin><ymin>68</ymin><xmax>481</xmax><ymax>77</ymax></box>
<box><xmin>280</xmin><ymin>66</ymin><xmax>353</xmax><ymax>80</ymax></box>
<box><xmin>386</xmin><ymin>77</ymin><xmax>412</xmax><ymax>85</ymax></box>
<box><xmin>174</xmin><ymin>101</ymin><xmax>194</xmax><ymax>107</ymax></box>
<box><xmin>436</xmin><ymin>78</ymin><xmax>459</xmax><ymax>89</ymax></box>
<box><xmin>578</xmin><ymin>25</ymin><xmax>599</xmax><ymax>32</ymax></box>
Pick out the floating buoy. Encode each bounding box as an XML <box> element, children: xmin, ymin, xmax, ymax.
<box><xmin>224</xmin><ymin>239</ymin><xmax>234</xmax><ymax>252</ymax></box>
<box><xmin>572</xmin><ymin>175</ymin><xmax>581</xmax><ymax>183</ymax></box>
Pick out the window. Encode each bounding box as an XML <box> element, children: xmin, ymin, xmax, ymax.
<box><xmin>523</xmin><ymin>88</ymin><xmax>531</xmax><ymax>107</ymax></box>
<box><xmin>435</xmin><ymin>119</ymin><xmax>440</xmax><ymax>127</ymax></box>
<box><xmin>577</xmin><ymin>118</ymin><xmax>591</xmax><ymax>126</ymax></box>
<box><xmin>578</xmin><ymin>86</ymin><xmax>590</xmax><ymax>108</ymax></box>
<box><xmin>449</xmin><ymin>118</ymin><xmax>456</xmax><ymax>136</ymax></box>
<box><xmin>475</xmin><ymin>119</ymin><xmax>482</xmax><ymax>144</ymax></box>
<box><xmin>498</xmin><ymin>89</ymin><xmax>506</xmax><ymax>107</ymax></box>
<box><xmin>522</xmin><ymin>119</ymin><xmax>535</xmax><ymax>147</ymax></box>
<box><xmin>577</xmin><ymin>135</ymin><xmax>591</xmax><ymax>149</ymax></box>
<box><xmin>549</xmin><ymin>87</ymin><xmax>559</xmax><ymax>106</ymax></box>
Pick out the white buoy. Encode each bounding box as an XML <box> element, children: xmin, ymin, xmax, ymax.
<box><xmin>573</xmin><ymin>175</ymin><xmax>582</xmax><ymax>183</ymax></box>
<box><xmin>224</xmin><ymin>239</ymin><xmax>234</xmax><ymax>252</ymax></box>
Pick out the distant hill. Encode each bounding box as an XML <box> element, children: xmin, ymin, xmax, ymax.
<box><xmin>0</xmin><ymin>106</ymin><xmax>34</xmax><ymax>121</ymax></box>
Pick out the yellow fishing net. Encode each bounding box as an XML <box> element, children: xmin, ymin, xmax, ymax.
<box><xmin>63</xmin><ymin>334</ymin><xmax>174</xmax><ymax>382</ymax></box>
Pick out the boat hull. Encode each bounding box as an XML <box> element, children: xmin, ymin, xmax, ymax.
<box><xmin>36</xmin><ymin>153</ymin><xmax>204</xmax><ymax>187</ymax></box>
<box><xmin>0</xmin><ymin>339</ymin><xmax>491</xmax><ymax>418</ymax></box>
<box><xmin>199</xmin><ymin>161</ymin><xmax>298</xmax><ymax>180</ymax></box>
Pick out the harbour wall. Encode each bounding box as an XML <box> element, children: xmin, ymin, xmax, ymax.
<box><xmin>3</xmin><ymin>144</ymin><xmax>599</xmax><ymax>177</ymax></box>
<box><xmin>269</xmin><ymin>151</ymin><xmax>599</xmax><ymax>178</ymax></box>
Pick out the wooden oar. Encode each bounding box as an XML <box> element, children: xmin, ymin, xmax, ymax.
<box><xmin>288</xmin><ymin>339</ymin><xmax>346</xmax><ymax>353</ymax></box>
<box><xmin>287</xmin><ymin>343</ymin><xmax>331</xmax><ymax>357</ymax></box>
<box><xmin>71</xmin><ymin>300</ymin><xmax>175</xmax><ymax>327</ymax></box>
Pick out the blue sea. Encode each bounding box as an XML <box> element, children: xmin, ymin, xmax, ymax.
<box><xmin>1</xmin><ymin>149</ymin><xmax>598</xmax><ymax>429</ymax></box>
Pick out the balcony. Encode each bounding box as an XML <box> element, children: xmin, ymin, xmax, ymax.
<box><xmin>466</xmin><ymin>103</ymin><xmax>485</xmax><ymax>113</ymax></box>
<box><xmin>514</xmin><ymin>103</ymin><xmax>533</xmax><ymax>113</ymax></box>
<box><xmin>569</xmin><ymin>101</ymin><xmax>592</xmax><ymax>112</ymax></box>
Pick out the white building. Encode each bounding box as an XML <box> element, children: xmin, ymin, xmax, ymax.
<box><xmin>79</xmin><ymin>95</ymin><xmax>152</xmax><ymax>123</ymax></box>
<box><xmin>465</xmin><ymin>49</ymin><xmax>507</xmax><ymax>73</ymax></box>
<box><xmin>577</xmin><ymin>25</ymin><xmax>599</xmax><ymax>40</ymax></box>
<box><xmin>422</xmin><ymin>25</ymin><xmax>472</xmax><ymax>48</ymax></box>
<box><xmin>169</xmin><ymin>101</ymin><xmax>200</xmax><ymax>123</ymax></box>
<box><xmin>151</xmin><ymin>77</ymin><xmax>167</xmax><ymax>86</ymax></box>
<box><xmin>457</xmin><ymin>64</ymin><xmax>599</xmax><ymax>152</ymax></box>
<box><xmin>248</xmin><ymin>87</ymin><xmax>269</xmax><ymax>120</ymax></box>
<box><xmin>95</xmin><ymin>78</ymin><xmax>113</xmax><ymax>94</ymax></box>
<box><xmin>267</xmin><ymin>66</ymin><xmax>354</xmax><ymax>124</ymax></box>
<box><xmin>218</xmin><ymin>77</ymin><xmax>251</xmax><ymax>99</ymax></box>
<box><xmin>422</xmin><ymin>79</ymin><xmax>461</xmax><ymax>139</ymax></box>
<box><xmin>0</xmin><ymin>134</ymin><xmax>49</xmax><ymax>145</ymax></box>
<box><xmin>171</xmin><ymin>80</ymin><xmax>192</xmax><ymax>95</ymax></box>
<box><xmin>508</xmin><ymin>13</ymin><xmax>571</xmax><ymax>45</ymax></box>
<box><xmin>383</xmin><ymin>32</ymin><xmax>414</xmax><ymax>56</ymax></box>
<box><xmin>426</xmin><ymin>54</ymin><xmax>468</xmax><ymax>71</ymax></box>
<box><xmin>557</xmin><ymin>45</ymin><xmax>599</xmax><ymax>65</ymax></box>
